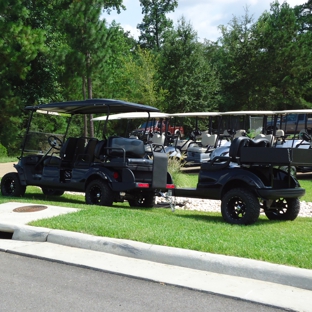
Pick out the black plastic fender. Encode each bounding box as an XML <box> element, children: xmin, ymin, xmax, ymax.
<box><xmin>13</xmin><ymin>164</ymin><xmax>26</xmax><ymax>185</ymax></box>
<box><xmin>218</xmin><ymin>168</ymin><xmax>266</xmax><ymax>197</ymax></box>
<box><xmin>84</xmin><ymin>167</ymin><xmax>115</xmax><ymax>189</ymax></box>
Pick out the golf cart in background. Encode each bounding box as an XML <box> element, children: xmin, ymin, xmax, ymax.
<box><xmin>266</xmin><ymin>109</ymin><xmax>312</xmax><ymax>136</ymax></box>
<box><xmin>92</xmin><ymin>111</ymin><xmax>170</xmax><ymax>144</ymax></box>
<box><xmin>129</xmin><ymin>115</ymin><xmax>184</xmax><ymax>141</ymax></box>
<box><xmin>269</xmin><ymin>109</ymin><xmax>312</xmax><ymax>173</ymax></box>
<box><xmin>170</xmin><ymin>112</ymin><xmax>221</xmax><ymax>166</ymax></box>
<box><xmin>209</xmin><ymin>110</ymin><xmax>276</xmax><ymax>161</ymax></box>
<box><xmin>92</xmin><ymin>111</ymin><xmax>183</xmax><ymax>159</ymax></box>
<box><xmin>1</xmin><ymin>99</ymin><xmax>174</xmax><ymax>207</ymax></box>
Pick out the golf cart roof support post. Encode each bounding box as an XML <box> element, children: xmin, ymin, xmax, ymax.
<box><xmin>63</xmin><ymin>115</ymin><xmax>73</xmax><ymax>142</ymax></box>
<box><xmin>20</xmin><ymin>109</ymin><xmax>34</xmax><ymax>159</ymax></box>
<box><xmin>208</xmin><ymin>116</ymin><xmax>213</xmax><ymax>135</ymax></box>
<box><xmin>262</xmin><ymin>115</ymin><xmax>268</xmax><ymax>134</ymax></box>
<box><xmin>273</xmin><ymin>114</ymin><xmax>279</xmax><ymax>135</ymax></box>
<box><xmin>103</xmin><ymin>106</ymin><xmax>111</xmax><ymax>139</ymax></box>
<box><xmin>144</xmin><ymin>112</ymin><xmax>151</xmax><ymax>136</ymax></box>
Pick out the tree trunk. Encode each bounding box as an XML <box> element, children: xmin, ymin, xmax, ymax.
<box><xmin>83</xmin><ymin>76</ymin><xmax>88</xmax><ymax>138</ymax></box>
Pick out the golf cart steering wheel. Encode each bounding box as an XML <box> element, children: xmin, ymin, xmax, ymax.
<box><xmin>48</xmin><ymin>136</ymin><xmax>63</xmax><ymax>150</ymax></box>
<box><xmin>301</xmin><ymin>131</ymin><xmax>312</xmax><ymax>143</ymax></box>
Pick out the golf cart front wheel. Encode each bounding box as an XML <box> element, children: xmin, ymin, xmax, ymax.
<box><xmin>1</xmin><ymin>172</ymin><xmax>26</xmax><ymax>197</ymax></box>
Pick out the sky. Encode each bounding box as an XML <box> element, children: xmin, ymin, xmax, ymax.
<box><xmin>104</xmin><ymin>0</ymin><xmax>306</xmax><ymax>42</ymax></box>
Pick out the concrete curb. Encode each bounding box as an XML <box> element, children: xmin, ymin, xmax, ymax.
<box><xmin>1</xmin><ymin>222</ymin><xmax>312</xmax><ymax>291</ymax></box>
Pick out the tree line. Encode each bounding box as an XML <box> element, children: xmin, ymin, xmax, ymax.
<box><xmin>0</xmin><ymin>0</ymin><xmax>311</xmax><ymax>155</ymax></box>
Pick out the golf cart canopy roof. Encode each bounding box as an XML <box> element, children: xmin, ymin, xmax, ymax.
<box><xmin>274</xmin><ymin>109</ymin><xmax>312</xmax><ymax>115</ymax></box>
<box><xmin>25</xmin><ymin>99</ymin><xmax>160</xmax><ymax>115</ymax></box>
<box><xmin>92</xmin><ymin>112</ymin><xmax>169</xmax><ymax>121</ymax></box>
<box><xmin>221</xmin><ymin>110</ymin><xmax>275</xmax><ymax>116</ymax></box>
<box><xmin>170</xmin><ymin>112</ymin><xmax>221</xmax><ymax>117</ymax></box>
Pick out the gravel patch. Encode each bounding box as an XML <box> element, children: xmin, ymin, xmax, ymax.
<box><xmin>65</xmin><ymin>191</ymin><xmax>312</xmax><ymax>218</ymax></box>
<box><xmin>156</xmin><ymin>196</ymin><xmax>312</xmax><ymax>218</ymax></box>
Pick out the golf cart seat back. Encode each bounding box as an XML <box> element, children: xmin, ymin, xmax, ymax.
<box><xmin>234</xmin><ymin>129</ymin><xmax>247</xmax><ymax>138</ymax></box>
<box><xmin>106</xmin><ymin>136</ymin><xmax>145</xmax><ymax>158</ymax></box>
<box><xmin>254</xmin><ymin>133</ymin><xmax>274</xmax><ymax>145</ymax></box>
<box><xmin>75</xmin><ymin>138</ymin><xmax>98</xmax><ymax>167</ymax></box>
<box><xmin>60</xmin><ymin>137</ymin><xmax>85</xmax><ymax>166</ymax></box>
<box><xmin>276</xmin><ymin>129</ymin><xmax>285</xmax><ymax>138</ymax></box>
<box><xmin>43</xmin><ymin>137</ymin><xmax>85</xmax><ymax>167</ymax></box>
<box><xmin>229</xmin><ymin>137</ymin><xmax>250</xmax><ymax>162</ymax></box>
<box><xmin>201</xmin><ymin>133</ymin><xmax>217</xmax><ymax>147</ymax></box>
<box><xmin>150</xmin><ymin>132</ymin><xmax>165</xmax><ymax>145</ymax></box>
<box><xmin>230</xmin><ymin>137</ymin><xmax>271</xmax><ymax>164</ymax></box>
<box><xmin>187</xmin><ymin>133</ymin><xmax>217</xmax><ymax>154</ymax></box>
<box><xmin>94</xmin><ymin>140</ymin><xmax>107</xmax><ymax>161</ymax></box>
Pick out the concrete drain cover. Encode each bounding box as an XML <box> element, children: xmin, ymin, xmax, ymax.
<box><xmin>13</xmin><ymin>205</ymin><xmax>48</xmax><ymax>213</ymax></box>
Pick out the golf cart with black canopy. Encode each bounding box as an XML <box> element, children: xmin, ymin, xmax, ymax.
<box><xmin>1</xmin><ymin>99</ymin><xmax>174</xmax><ymax>207</ymax></box>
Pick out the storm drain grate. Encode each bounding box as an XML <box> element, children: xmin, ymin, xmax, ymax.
<box><xmin>13</xmin><ymin>205</ymin><xmax>48</xmax><ymax>213</ymax></box>
<box><xmin>0</xmin><ymin>231</ymin><xmax>13</xmax><ymax>239</ymax></box>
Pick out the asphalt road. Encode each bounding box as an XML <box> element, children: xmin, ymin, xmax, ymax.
<box><xmin>0</xmin><ymin>252</ymin><xmax>287</xmax><ymax>312</ymax></box>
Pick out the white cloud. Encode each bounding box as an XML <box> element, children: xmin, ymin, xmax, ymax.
<box><xmin>105</xmin><ymin>0</ymin><xmax>307</xmax><ymax>42</ymax></box>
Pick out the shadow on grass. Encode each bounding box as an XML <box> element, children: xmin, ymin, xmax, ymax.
<box><xmin>174</xmin><ymin>212</ymin><xmax>275</xmax><ymax>226</ymax></box>
<box><xmin>0</xmin><ymin>192</ymin><xmax>86</xmax><ymax>206</ymax></box>
<box><xmin>173</xmin><ymin>213</ymin><xmax>224</xmax><ymax>223</ymax></box>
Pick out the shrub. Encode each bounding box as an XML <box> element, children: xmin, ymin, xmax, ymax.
<box><xmin>0</xmin><ymin>143</ymin><xmax>7</xmax><ymax>157</ymax></box>
<box><xmin>167</xmin><ymin>156</ymin><xmax>189</xmax><ymax>187</ymax></box>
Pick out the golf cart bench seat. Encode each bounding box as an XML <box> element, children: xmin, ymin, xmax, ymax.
<box><xmin>95</xmin><ymin>136</ymin><xmax>154</xmax><ymax>171</ymax></box>
<box><xmin>187</xmin><ymin>134</ymin><xmax>217</xmax><ymax>153</ymax></box>
<box><xmin>43</xmin><ymin>137</ymin><xmax>85</xmax><ymax>167</ymax></box>
<box><xmin>201</xmin><ymin>137</ymin><xmax>272</xmax><ymax>171</ymax></box>
<box><xmin>231</xmin><ymin>136</ymin><xmax>312</xmax><ymax>166</ymax></box>
<box><xmin>106</xmin><ymin>136</ymin><xmax>146</xmax><ymax>158</ymax></box>
<box><xmin>44</xmin><ymin>137</ymin><xmax>99</xmax><ymax>168</ymax></box>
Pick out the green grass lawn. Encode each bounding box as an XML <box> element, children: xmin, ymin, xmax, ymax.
<box><xmin>0</xmin><ymin>156</ymin><xmax>18</xmax><ymax>163</ymax></box>
<box><xmin>0</xmin><ymin>179</ymin><xmax>311</xmax><ymax>270</ymax></box>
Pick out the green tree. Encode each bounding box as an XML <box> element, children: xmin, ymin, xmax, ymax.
<box><xmin>294</xmin><ymin>0</ymin><xmax>312</xmax><ymax>32</ymax></box>
<box><xmin>253</xmin><ymin>1</ymin><xmax>312</xmax><ymax>109</ymax></box>
<box><xmin>294</xmin><ymin>0</ymin><xmax>312</xmax><ymax>105</ymax></box>
<box><xmin>59</xmin><ymin>0</ymin><xmax>124</xmax><ymax>136</ymax></box>
<box><xmin>117</xmin><ymin>46</ymin><xmax>166</xmax><ymax>107</ymax></box>
<box><xmin>158</xmin><ymin>17</ymin><xmax>221</xmax><ymax>114</ymax></box>
<box><xmin>213</xmin><ymin>9</ymin><xmax>257</xmax><ymax>111</ymax></box>
<box><xmin>137</xmin><ymin>0</ymin><xmax>178</xmax><ymax>50</ymax></box>
<box><xmin>0</xmin><ymin>0</ymin><xmax>46</xmax><ymax>153</ymax></box>
<box><xmin>91</xmin><ymin>23</ymin><xmax>137</xmax><ymax>100</ymax></box>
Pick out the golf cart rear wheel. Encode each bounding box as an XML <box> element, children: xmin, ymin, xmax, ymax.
<box><xmin>265</xmin><ymin>198</ymin><xmax>300</xmax><ymax>221</ymax></box>
<box><xmin>221</xmin><ymin>187</ymin><xmax>260</xmax><ymax>225</ymax></box>
<box><xmin>85</xmin><ymin>179</ymin><xmax>114</xmax><ymax>206</ymax></box>
<box><xmin>128</xmin><ymin>193</ymin><xmax>156</xmax><ymax>208</ymax></box>
<box><xmin>41</xmin><ymin>188</ymin><xmax>65</xmax><ymax>196</ymax></box>
<box><xmin>1</xmin><ymin>172</ymin><xmax>26</xmax><ymax>197</ymax></box>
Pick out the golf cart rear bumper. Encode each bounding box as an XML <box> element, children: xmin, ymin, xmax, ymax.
<box><xmin>256</xmin><ymin>187</ymin><xmax>305</xmax><ymax>200</ymax></box>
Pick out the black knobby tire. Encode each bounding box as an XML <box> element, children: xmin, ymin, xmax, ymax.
<box><xmin>265</xmin><ymin>198</ymin><xmax>300</xmax><ymax>221</ymax></box>
<box><xmin>128</xmin><ymin>193</ymin><xmax>156</xmax><ymax>208</ymax></box>
<box><xmin>221</xmin><ymin>188</ymin><xmax>260</xmax><ymax>225</ymax></box>
<box><xmin>41</xmin><ymin>188</ymin><xmax>65</xmax><ymax>196</ymax></box>
<box><xmin>85</xmin><ymin>179</ymin><xmax>114</xmax><ymax>206</ymax></box>
<box><xmin>1</xmin><ymin>172</ymin><xmax>26</xmax><ymax>197</ymax></box>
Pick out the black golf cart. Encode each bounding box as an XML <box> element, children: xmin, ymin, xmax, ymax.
<box><xmin>0</xmin><ymin>99</ymin><xmax>174</xmax><ymax>207</ymax></box>
<box><xmin>172</xmin><ymin>135</ymin><xmax>311</xmax><ymax>225</ymax></box>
